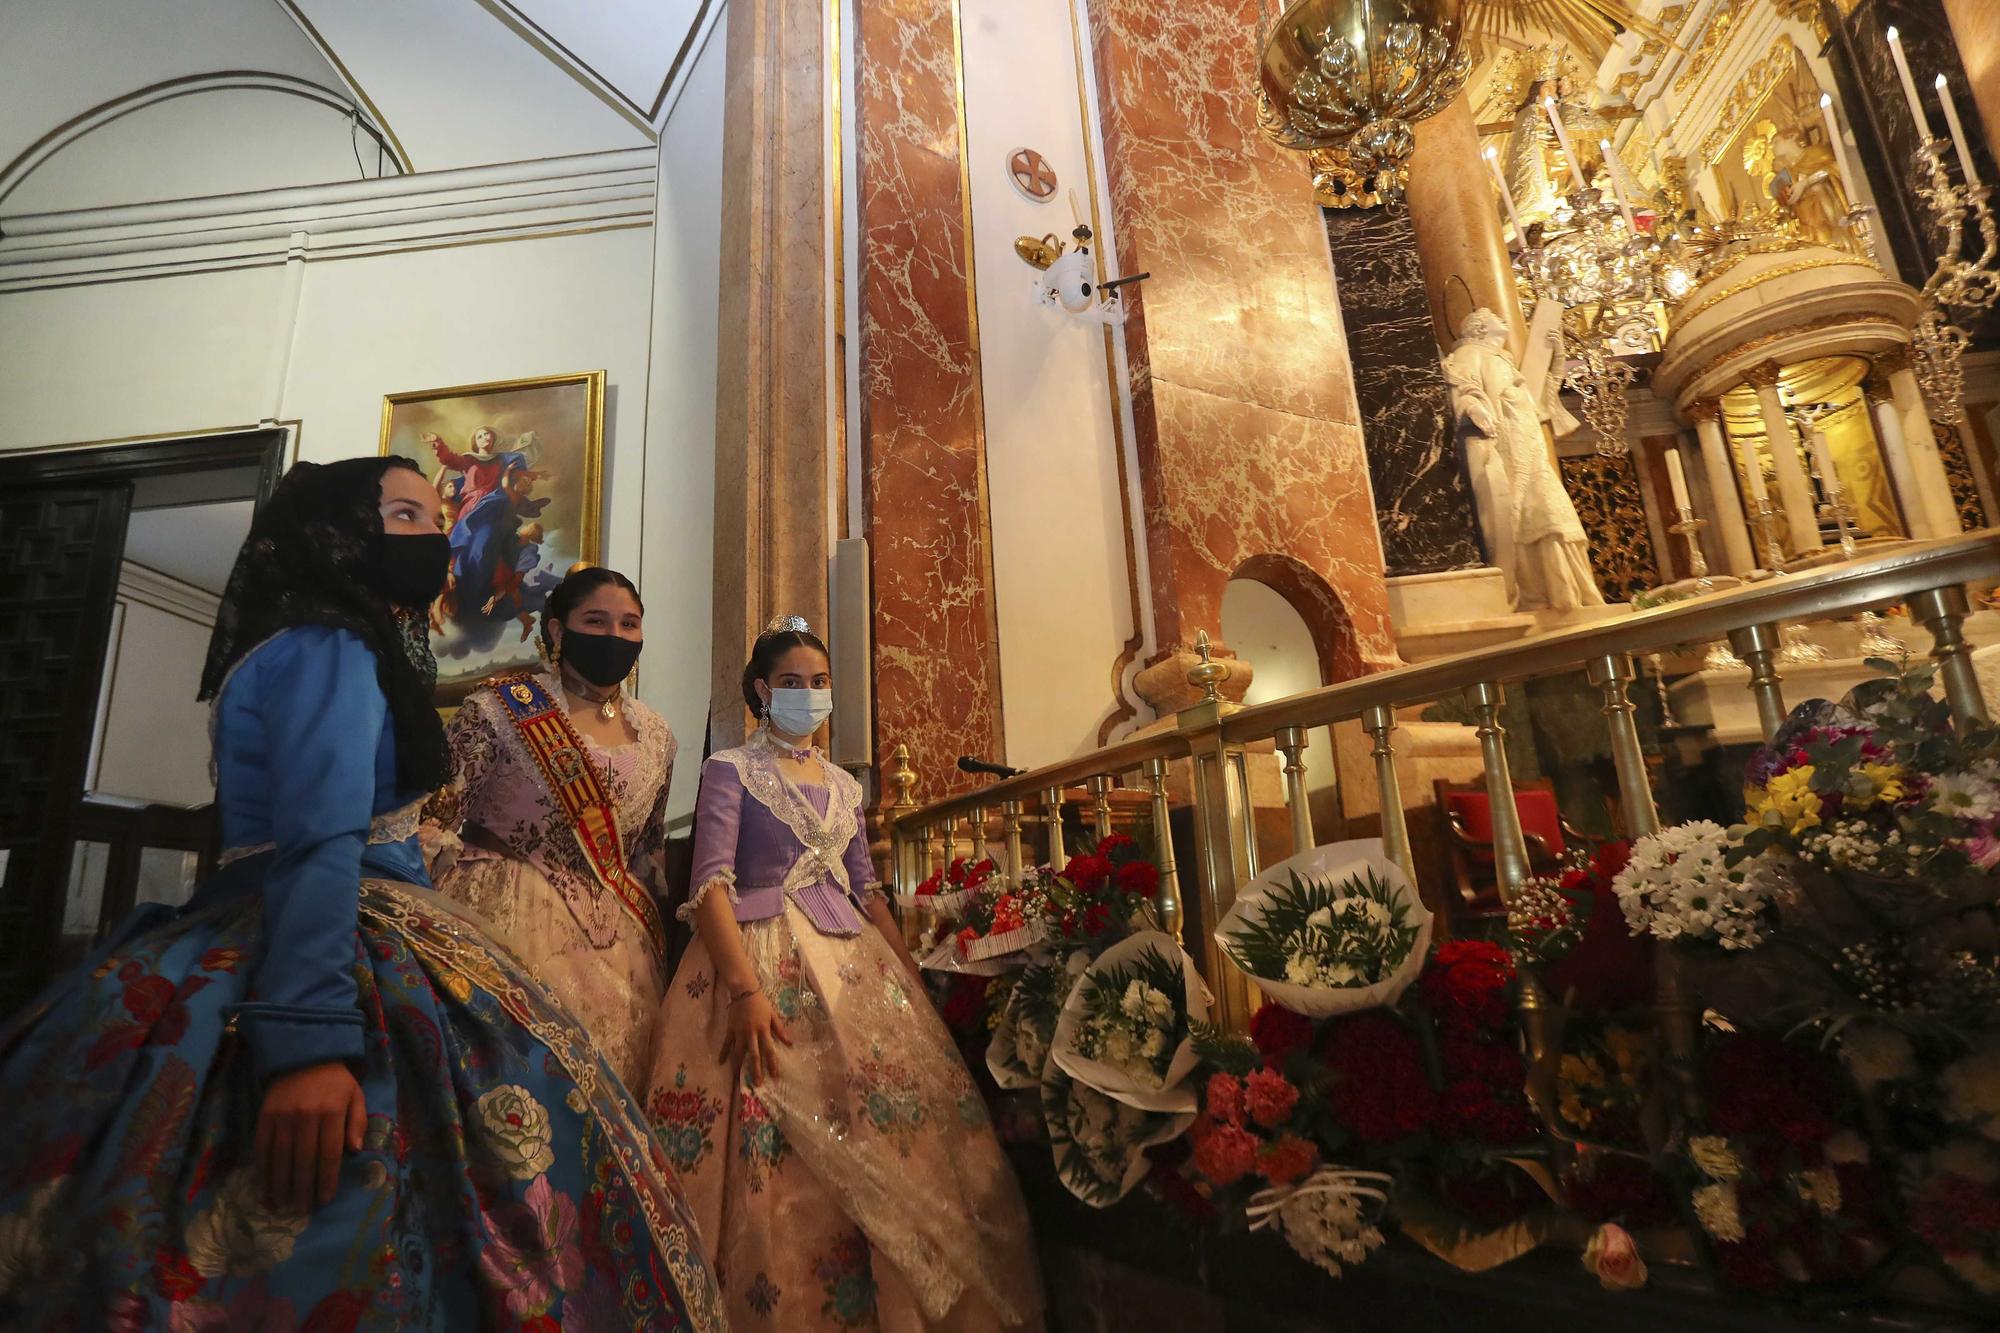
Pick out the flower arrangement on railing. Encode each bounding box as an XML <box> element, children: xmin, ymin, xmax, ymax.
<box><xmin>921</xmin><ymin>834</ymin><xmax>1208</xmax><ymax>1204</ymax></box>
<box><xmin>1601</xmin><ymin>662</ymin><xmax>2000</xmax><ymax>1305</ymax></box>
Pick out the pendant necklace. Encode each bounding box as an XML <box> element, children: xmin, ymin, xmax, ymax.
<box><xmin>563</xmin><ymin>672</ymin><xmax>620</xmax><ymax>721</ymax></box>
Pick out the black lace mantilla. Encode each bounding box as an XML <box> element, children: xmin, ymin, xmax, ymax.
<box><xmin>198</xmin><ymin>456</ymin><xmax>449</xmax><ymax>793</ymax></box>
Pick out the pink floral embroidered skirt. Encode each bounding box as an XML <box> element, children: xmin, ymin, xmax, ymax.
<box><xmin>644</xmin><ymin>903</ymin><xmax>1044</xmax><ymax>1330</ymax></box>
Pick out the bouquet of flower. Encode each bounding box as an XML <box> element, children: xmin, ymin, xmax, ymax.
<box><xmin>1042</xmin><ymin>1061</ymin><xmax>1195</xmax><ymax>1207</ymax></box>
<box><xmin>987</xmin><ymin>954</ymin><xmax>1082</xmax><ymax>1090</ymax></box>
<box><xmin>1042</xmin><ymin>834</ymin><xmax>1160</xmax><ymax>947</ymax></box>
<box><xmin>1216</xmin><ymin>840</ymin><xmax>1431</xmax><ymax>1017</ymax></box>
<box><xmin>918</xmin><ymin>870</ymin><xmax>1043</xmax><ymax>973</ymax></box>
<box><xmin>1052</xmin><ymin>931</ymin><xmax>1207</xmax><ymax>1112</ymax></box>
<box><xmin>1683</xmin><ymin>1030</ymin><xmax>1898</xmax><ymax>1296</ymax></box>
<box><xmin>1612</xmin><ymin>819</ymin><xmax>1789</xmax><ymax>951</ymax></box>
<box><xmin>913</xmin><ymin>854</ymin><xmax>997</xmax><ymax>917</ymax></box>
<box><xmin>1734</xmin><ymin>660</ymin><xmax>2000</xmax><ymax>920</ymax></box>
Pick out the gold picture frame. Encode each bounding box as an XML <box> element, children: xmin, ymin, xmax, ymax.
<box><xmin>379</xmin><ymin>370</ymin><xmax>606</xmax><ymax>703</ymax></box>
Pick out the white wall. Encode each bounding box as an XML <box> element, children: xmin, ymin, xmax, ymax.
<box><xmin>640</xmin><ymin>11</ymin><xmax>728</xmax><ymax>812</ymax></box>
<box><xmin>960</xmin><ymin>0</ymin><xmax>1139</xmax><ymax>768</ymax></box>
<box><xmin>91</xmin><ymin>567</ymin><xmax>219</xmax><ymax>808</ymax></box>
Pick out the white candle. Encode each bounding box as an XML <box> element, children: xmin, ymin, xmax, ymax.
<box><xmin>1886</xmin><ymin>26</ymin><xmax>1936</xmax><ymax>141</ymax></box>
<box><xmin>1811</xmin><ymin>431</ymin><xmax>1841</xmax><ymax>497</ymax></box>
<box><xmin>1936</xmin><ymin>74</ymin><xmax>1984</xmax><ymax>186</ymax></box>
<box><xmin>1664</xmin><ymin>447</ymin><xmax>1693</xmax><ymax>514</ymax></box>
<box><xmin>1739</xmin><ymin>436</ymin><xmax>1770</xmax><ymax>506</ymax></box>
<box><xmin>1543</xmin><ymin>97</ymin><xmax>1590</xmax><ymax>193</ymax></box>
<box><xmin>1600</xmin><ymin>138</ymin><xmax>1638</xmax><ymax>231</ymax></box>
<box><xmin>1819</xmin><ymin>93</ymin><xmax>1861</xmax><ymax>195</ymax></box>
<box><xmin>1484</xmin><ymin>145</ymin><xmax>1526</xmax><ymax>244</ymax></box>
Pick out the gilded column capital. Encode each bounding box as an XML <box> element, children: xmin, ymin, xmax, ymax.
<box><xmin>1863</xmin><ymin>372</ymin><xmax>1895</xmax><ymax>404</ymax></box>
<box><xmin>1685</xmin><ymin>397</ymin><xmax>1722</xmax><ymax>424</ymax></box>
<box><xmin>1874</xmin><ymin>344</ymin><xmax>1915</xmax><ymax>376</ymax></box>
<box><xmin>1741</xmin><ymin>360</ymin><xmax>1784</xmax><ymax>390</ymax></box>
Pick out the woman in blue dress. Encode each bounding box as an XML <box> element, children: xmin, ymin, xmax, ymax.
<box><xmin>0</xmin><ymin>456</ymin><xmax>724</xmax><ymax>1332</ymax></box>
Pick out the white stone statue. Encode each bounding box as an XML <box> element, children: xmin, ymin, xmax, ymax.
<box><xmin>1440</xmin><ymin>308</ymin><xmax>1605</xmax><ymax>612</ymax></box>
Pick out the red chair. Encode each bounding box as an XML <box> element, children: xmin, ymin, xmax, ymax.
<box><xmin>1434</xmin><ymin>778</ymin><xmax>1588</xmax><ymax>921</ymax></box>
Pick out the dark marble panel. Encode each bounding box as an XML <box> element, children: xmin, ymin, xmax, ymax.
<box><xmin>1323</xmin><ymin>205</ymin><xmax>1486</xmax><ymax>575</ymax></box>
<box><xmin>1829</xmin><ymin>0</ymin><xmax>1999</xmax><ymax>347</ymax></box>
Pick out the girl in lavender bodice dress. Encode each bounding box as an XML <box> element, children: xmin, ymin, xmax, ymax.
<box><xmin>420</xmin><ymin>567</ymin><xmax>676</xmax><ymax>1089</ymax></box>
<box><xmin>644</xmin><ymin>617</ymin><xmax>1043</xmax><ymax>1331</ymax></box>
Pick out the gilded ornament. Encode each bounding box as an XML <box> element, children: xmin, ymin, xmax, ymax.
<box><xmin>1685</xmin><ymin>398</ymin><xmax>1721</xmax><ymax>423</ymax></box>
<box><xmin>1741</xmin><ymin>360</ymin><xmax>1785</xmax><ymax>390</ymax></box>
<box><xmin>1873</xmin><ymin>345</ymin><xmax>1914</xmax><ymax>376</ymax></box>
<box><xmin>1674</xmin><ymin>254</ymin><xmax>1867</xmax><ymax>325</ymax></box>
<box><xmin>1692</xmin><ymin>313</ymin><xmax>1900</xmax><ymax>388</ymax></box>
<box><xmin>1698</xmin><ymin>40</ymin><xmax>1808</xmax><ymax>166</ymax></box>
<box><xmin>1258</xmin><ymin>0</ymin><xmax>1473</xmax><ymax>190</ymax></box>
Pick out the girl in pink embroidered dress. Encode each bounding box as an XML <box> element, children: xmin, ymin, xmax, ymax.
<box><xmin>644</xmin><ymin>619</ymin><xmax>1042</xmax><ymax>1331</ymax></box>
<box><xmin>420</xmin><ymin>568</ymin><xmax>675</xmax><ymax>1088</ymax></box>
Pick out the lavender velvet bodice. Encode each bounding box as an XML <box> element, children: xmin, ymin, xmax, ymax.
<box><xmin>686</xmin><ymin>740</ymin><xmax>880</xmax><ymax>937</ymax></box>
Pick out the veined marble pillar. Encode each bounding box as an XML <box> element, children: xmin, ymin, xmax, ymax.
<box><xmin>1881</xmin><ymin>348</ymin><xmax>1965</xmax><ymax>537</ymax></box>
<box><xmin>1746</xmin><ymin>361</ymin><xmax>1822</xmax><ymax>556</ymax></box>
<box><xmin>710</xmin><ymin>0</ymin><xmax>830</xmax><ymax>748</ymax></box>
<box><xmin>854</xmin><ymin>0</ymin><xmax>1005</xmax><ymax>794</ymax></box>
<box><xmin>1324</xmin><ymin>205</ymin><xmax>1486</xmax><ymax>575</ymax></box>
<box><xmin>1405</xmin><ymin>95</ymin><xmax>1528</xmax><ymax>356</ymax></box>
<box><xmin>1090</xmin><ymin>0</ymin><xmax>1398</xmax><ymax>687</ymax></box>
<box><xmin>1863</xmin><ymin>371</ymin><xmax>1936</xmax><ymax>538</ymax></box>
<box><xmin>1687</xmin><ymin>400</ymin><xmax>1756</xmax><ymax>575</ymax></box>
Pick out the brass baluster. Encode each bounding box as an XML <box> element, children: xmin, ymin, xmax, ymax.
<box><xmin>1465</xmin><ymin>683</ymin><xmax>1530</xmax><ymax>903</ymax></box>
<box><xmin>1360</xmin><ymin>704</ymin><xmax>1415</xmax><ymax>887</ymax></box>
<box><xmin>1229</xmin><ymin>749</ymin><xmax>1262</xmax><ymax>878</ymax></box>
<box><xmin>968</xmin><ymin>805</ymin><xmax>987</xmax><ymax>866</ymax></box>
<box><xmin>1042</xmin><ymin>785</ymin><xmax>1067</xmax><ymax>867</ymax></box>
<box><xmin>1910</xmin><ymin>585</ymin><xmax>1990</xmax><ymax>725</ymax></box>
<box><xmin>1274</xmin><ymin>725</ymin><xmax>1315</xmax><ymax>856</ymax></box>
<box><xmin>1178</xmin><ymin>631</ymin><xmax>1252</xmax><ymax>1030</ymax></box>
<box><xmin>941</xmin><ymin>814</ymin><xmax>960</xmax><ymax>871</ymax></box>
<box><xmin>1589</xmin><ymin>655</ymin><xmax>1701</xmax><ymax>1119</ymax></box>
<box><xmin>1143</xmin><ymin>756</ymin><xmax>1182</xmax><ymax>940</ymax></box>
<box><xmin>1001</xmin><ymin>799</ymin><xmax>1024</xmax><ymax>883</ymax></box>
<box><xmin>1089</xmin><ymin>774</ymin><xmax>1115</xmax><ymax>845</ymax></box>
<box><xmin>1726</xmin><ymin>622</ymin><xmax>1789</xmax><ymax>740</ymax></box>
<box><xmin>888</xmin><ymin>743</ymin><xmax>919</xmax><ymax>897</ymax></box>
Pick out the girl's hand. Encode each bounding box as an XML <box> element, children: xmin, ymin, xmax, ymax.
<box><xmin>721</xmin><ymin>989</ymin><xmax>790</xmax><ymax>1085</ymax></box>
<box><xmin>256</xmin><ymin>1061</ymin><xmax>366</xmax><ymax>1212</ymax></box>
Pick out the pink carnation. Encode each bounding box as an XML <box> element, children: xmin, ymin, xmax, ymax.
<box><xmin>1205</xmin><ymin>1072</ymin><xmax>1245</xmax><ymax>1126</ymax></box>
<box><xmin>1244</xmin><ymin>1067</ymin><xmax>1300</xmax><ymax>1129</ymax></box>
<box><xmin>1190</xmin><ymin>1119</ymin><xmax>1259</xmax><ymax>1187</ymax></box>
<box><xmin>1257</xmin><ymin>1133</ymin><xmax>1319</xmax><ymax>1186</ymax></box>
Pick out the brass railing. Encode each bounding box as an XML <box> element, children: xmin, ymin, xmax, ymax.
<box><xmin>886</xmin><ymin>532</ymin><xmax>2000</xmax><ymax>1033</ymax></box>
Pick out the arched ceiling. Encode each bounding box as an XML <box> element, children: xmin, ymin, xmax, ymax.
<box><xmin>0</xmin><ymin>0</ymin><xmax>719</xmax><ymax>215</ymax></box>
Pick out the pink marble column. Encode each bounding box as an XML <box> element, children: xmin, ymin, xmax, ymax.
<box><xmin>1091</xmin><ymin>0</ymin><xmax>1397</xmax><ymax>688</ymax></box>
<box><xmin>854</xmin><ymin>0</ymin><xmax>1005</xmax><ymax>798</ymax></box>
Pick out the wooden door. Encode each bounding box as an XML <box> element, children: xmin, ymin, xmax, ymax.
<box><xmin>0</xmin><ymin>482</ymin><xmax>131</xmax><ymax>1015</ymax></box>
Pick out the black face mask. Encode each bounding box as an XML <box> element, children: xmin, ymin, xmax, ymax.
<box><xmin>367</xmin><ymin>532</ymin><xmax>451</xmax><ymax>609</ymax></box>
<box><xmin>559</xmin><ymin>630</ymin><xmax>642</xmax><ymax>687</ymax></box>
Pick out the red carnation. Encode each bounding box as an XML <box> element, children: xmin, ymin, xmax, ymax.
<box><xmin>1115</xmin><ymin>860</ymin><xmax>1161</xmax><ymax>899</ymax></box>
<box><xmin>1096</xmin><ymin>833</ymin><xmax>1139</xmax><ymax>859</ymax></box>
<box><xmin>1319</xmin><ymin>1013</ymin><xmax>1436</xmax><ymax>1143</ymax></box>
<box><xmin>1190</xmin><ymin>1118</ymin><xmax>1259</xmax><ymax>1187</ymax></box>
<box><xmin>1204</xmin><ymin>1072</ymin><xmax>1245</xmax><ymax>1126</ymax></box>
<box><xmin>1258</xmin><ymin>1133</ymin><xmax>1319</xmax><ymax>1187</ymax></box>
<box><xmin>939</xmin><ymin>975</ymin><xmax>990</xmax><ymax>1032</ymax></box>
<box><xmin>1244</xmin><ymin>1067</ymin><xmax>1301</xmax><ymax>1129</ymax></box>
<box><xmin>1249</xmin><ymin>1004</ymin><xmax>1315</xmax><ymax>1066</ymax></box>
<box><xmin>1064</xmin><ymin>854</ymin><xmax>1113</xmax><ymax>894</ymax></box>
<box><xmin>1420</xmin><ymin>940</ymin><xmax>1515</xmax><ymax>1032</ymax></box>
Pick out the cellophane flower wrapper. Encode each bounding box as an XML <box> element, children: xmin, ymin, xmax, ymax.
<box><xmin>1215</xmin><ymin>838</ymin><xmax>1432</xmax><ymax>1018</ymax></box>
<box><xmin>1052</xmin><ymin>930</ymin><xmax>1209</xmax><ymax>1113</ymax></box>
<box><xmin>914</xmin><ymin>886</ymin><xmax>975</xmax><ymax>917</ymax></box>
<box><xmin>1041</xmin><ymin>1059</ymin><xmax>1195</xmax><ymax>1207</ymax></box>
<box><xmin>988</xmin><ymin>952</ymin><xmax>1084</xmax><ymax>1090</ymax></box>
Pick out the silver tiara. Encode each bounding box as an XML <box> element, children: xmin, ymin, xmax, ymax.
<box><xmin>763</xmin><ymin>614</ymin><xmax>812</xmax><ymax>635</ymax></box>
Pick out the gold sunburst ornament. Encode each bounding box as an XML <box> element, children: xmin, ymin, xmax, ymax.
<box><xmin>1461</xmin><ymin>0</ymin><xmax>1668</xmax><ymax>67</ymax></box>
<box><xmin>1257</xmin><ymin>0</ymin><xmax>1473</xmax><ymax>201</ymax></box>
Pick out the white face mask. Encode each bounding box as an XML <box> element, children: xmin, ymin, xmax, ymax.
<box><xmin>767</xmin><ymin>687</ymin><xmax>833</xmax><ymax>738</ymax></box>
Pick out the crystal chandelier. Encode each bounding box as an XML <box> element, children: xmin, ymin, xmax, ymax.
<box><xmin>1257</xmin><ymin>0</ymin><xmax>1473</xmax><ymax>201</ymax></box>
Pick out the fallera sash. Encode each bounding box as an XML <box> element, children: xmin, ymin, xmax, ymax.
<box><xmin>488</xmin><ymin>671</ymin><xmax>668</xmax><ymax>963</ymax></box>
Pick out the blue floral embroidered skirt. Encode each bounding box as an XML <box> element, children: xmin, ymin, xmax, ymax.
<box><xmin>0</xmin><ymin>872</ymin><xmax>725</xmax><ymax>1332</ymax></box>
